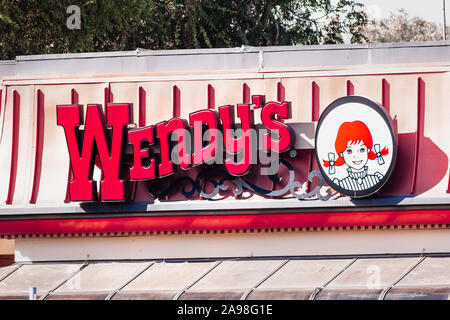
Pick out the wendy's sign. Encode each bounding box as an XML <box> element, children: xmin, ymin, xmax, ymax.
<box><xmin>57</xmin><ymin>95</ymin><xmax>397</xmax><ymax>202</ymax></box>
<box><xmin>315</xmin><ymin>96</ymin><xmax>397</xmax><ymax>198</ymax></box>
<box><xmin>57</xmin><ymin>96</ymin><xmax>294</xmax><ymax>202</ymax></box>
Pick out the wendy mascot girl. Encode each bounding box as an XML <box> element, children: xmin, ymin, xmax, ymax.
<box><xmin>323</xmin><ymin>120</ymin><xmax>389</xmax><ymax>191</ymax></box>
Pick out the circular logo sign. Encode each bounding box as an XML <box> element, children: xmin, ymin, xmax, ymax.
<box><xmin>315</xmin><ymin>96</ymin><xmax>397</xmax><ymax>198</ymax></box>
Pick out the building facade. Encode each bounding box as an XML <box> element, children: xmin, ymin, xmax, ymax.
<box><xmin>0</xmin><ymin>42</ymin><xmax>449</xmax><ymax>300</ymax></box>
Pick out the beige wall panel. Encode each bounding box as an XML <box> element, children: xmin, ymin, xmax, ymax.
<box><xmin>245</xmin><ymin>78</ymin><xmax>279</xmax><ymax>124</ymax></box>
<box><xmin>255</xmin><ymin>79</ymin><xmax>279</xmax><ymax>103</ymax></box>
<box><xmin>0</xmin><ymin>86</ymin><xmax>12</xmax><ymax>205</ymax></box>
<box><xmin>386</xmin><ymin>75</ymin><xmax>418</xmax><ymax>133</ymax></box>
<box><xmin>281</xmin><ymin>78</ymin><xmax>310</xmax><ymax>123</ymax></box>
<box><xmin>173</xmin><ymin>81</ymin><xmax>208</xmax><ymax>120</ymax></box>
<box><xmin>33</xmin><ymin>85</ymin><xmax>70</xmax><ymax>204</ymax></box>
<box><xmin>347</xmin><ymin>75</ymin><xmax>383</xmax><ymax>105</ymax></box>
<box><xmin>140</xmin><ymin>82</ymin><xmax>174</xmax><ymax>126</ymax></box>
<box><xmin>415</xmin><ymin>73</ymin><xmax>450</xmax><ymax>195</ymax></box>
<box><xmin>14</xmin><ymin>85</ymin><xmax>35</xmax><ymax>205</ymax></box>
<box><xmin>0</xmin><ymin>86</ymin><xmax>34</xmax><ymax>205</ymax></box>
<box><xmin>282</xmin><ymin>75</ymin><xmax>384</xmax><ymax>123</ymax></box>
<box><xmin>75</xmin><ymin>83</ymin><xmax>108</xmax><ymax>110</ymax></box>
<box><xmin>109</xmin><ymin>83</ymin><xmax>139</xmax><ymax>125</ymax></box>
<box><xmin>282</xmin><ymin>76</ymin><xmax>348</xmax><ymax>121</ymax></box>
<box><xmin>14</xmin><ymin>85</ymin><xmax>34</xmax><ymax>205</ymax></box>
<box><xmin>209</xmin><ymin>80</ymin><xmax>248</xmax><ymax>110</ymax></box>
<box><xmin>313</xmin><ymin>77</ymin><xmax>348</xmax><ymax>117</ymax></box>
<box><xmin>111</xmin><ymin>79</ymin><xmax>280</xmax><ymax>124</ymax></box>
<box><xmin>112</xmin><ymin>82</ymin><xmax>186</xmax><ymax>126</ymax></box>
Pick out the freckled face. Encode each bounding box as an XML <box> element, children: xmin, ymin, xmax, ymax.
<box><xmin>340</xmin><ymin>141</ymin><xmax>369</xmax><ymax>171</ymax></box>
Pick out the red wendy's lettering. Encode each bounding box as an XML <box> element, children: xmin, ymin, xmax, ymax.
<box><xmin>219</xmin><ymin>104</ymin><xmax>256</xmax><ymax>176</ymax></box>
<box><xmin>156</xmin><ymin>118</ymin><xmax>191</xmax><ymax>177</ymax></box>
<box><xmin>57</xmin><ymin>97</ymin><xmax>295</xmax><ymax>202</ymax></box>
<box><xmin>128</xmin><ymin>125</ymin><xmax>156</xmax><ymax>181</ymax></box>
<box><xmin>57</xmin><ymin>103</ymin><xmax>132</xmax><ymax>202</ymax></box>
<box><xmin>189</xmin><ymin>109</ymin><xmax>219</xmax><ymax>166</ymax></box>
<box><xmin>261</xmin><ymin>101</ymin><xmax>294</xmax><ymax>153</ymax></box>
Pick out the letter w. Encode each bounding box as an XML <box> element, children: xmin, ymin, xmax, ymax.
<box><xmin>57</xmin><ymin>104</ymin><xmax>131</xmax><ymax>201</ymax></box>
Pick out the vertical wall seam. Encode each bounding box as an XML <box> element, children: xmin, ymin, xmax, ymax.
<box><xmin>382</xmin><ymin>78</ymin><xmax>390</xmax><ymax>113</ymax></box>
<box><xmin>29</xmin><ymin>89</ymin><xmax>45</xmax><ymax>204</ymax></box>
<box><xmin>104</xmin><ymin>84</ymin><xmax>113</xmax><ymax>106</ymax></box>
<box><xmin>242</xmin><ymin>83</ymin><xmax>250</xmax><ymax>104</ymax></box>
<box><xmin>71</xmin><ymin>88</ymin><xmax>79</xmax><ymax>105</ymax></box>
<box><xmin>346</xmin><ymin>80</ymin><xmax>354</xmax><ymax>96</ymax></box>
<box><xmin>138</xmin><ymin>86</ymin><xmax>146</xmax><ymax>127</ymax></box>
<box><xmin>0</xmin><ymin>87</ymin><xmax>6</xmax><ymax>142</ymax></box>
<box><xmin>6</xmin><ymin>90</ymin><xmax>20</xmax><ymax>204</ymax></box>
<box><xmin>411</xmin><ymin>77</ymin><xmax>425</xmax><ymax>194</ymax></box>
<box><xmin>207</xmin><ymin>84</ymin><xmax>215</xmax><ymax>109</ymax></box>
<box><xmin>173</xmin><ymin>85</ymin><xmax>180</xmax><ymax>118</ymax></box>
<box><xmin>277</xmin><ymin>81</ymin><xmax>285</xmax><ymax>102</ymax></box>
<box><xmin>311</xmin><ymin>81</ymin><xmax>320</xmax><ymax>122</ymax></box>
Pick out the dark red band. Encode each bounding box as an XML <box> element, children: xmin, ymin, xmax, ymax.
<box><xmin>1</xmin><ymin>209</ymin><xmax>450</xmax><ymax>236</ymax></box>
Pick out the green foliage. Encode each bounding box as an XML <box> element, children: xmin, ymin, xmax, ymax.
<box><xmin>0</xmin><ymin>0</ymin><xmax>368</xmax><ymax>60</ymax></box>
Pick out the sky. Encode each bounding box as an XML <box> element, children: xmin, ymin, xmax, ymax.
<box><xmin>359</xmin><ymin>0</ymin><xmax>448</xmax><ymax>25</ymax></box>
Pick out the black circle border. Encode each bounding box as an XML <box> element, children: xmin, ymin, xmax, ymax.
<box><xmin>314</xmin><ymin>95</ymin><xmax>398</xmax><ymax>198</ymax></box>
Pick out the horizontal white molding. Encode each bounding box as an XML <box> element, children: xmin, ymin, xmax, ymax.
<box><xmin>3</xmin><ymin>63</ymin><xmax>450</xmax><ymax>86</ymax></box>
<box><xmin>14</xmin><ymin>227</ymin><xmax>450</xmax><ymax>262</ymax></box>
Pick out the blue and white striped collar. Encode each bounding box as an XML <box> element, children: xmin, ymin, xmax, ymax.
<box><xmin>347</xmin><ymin>166</ymin><xmax>368</xmax><ymax>180</ymax></box>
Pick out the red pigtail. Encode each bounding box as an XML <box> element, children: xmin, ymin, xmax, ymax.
<box><xmin>368</xmin><ymin>146</ymin><xmax>389</xmax><ymax>160</ymax></box>
<box><xmin>323</xmin><ymin>156</ymin><xmax>345</xmax><ymax>167</ymax></box>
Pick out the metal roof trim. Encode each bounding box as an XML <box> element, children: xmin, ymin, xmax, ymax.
<box><xmin>7</xmin><ymin>41</ymin><xmax>450</xmax><ymax>77</ymax></box>
<box><xmin>12</xmin><ymin>40</ymin><xmax>450</xmax><ymax>62</ymax></box>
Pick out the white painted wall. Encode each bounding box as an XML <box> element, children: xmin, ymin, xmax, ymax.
<box><xmin>14</xmin><ymin>228</ymin><xmax>450</xmax><ymax>262</ymax></box>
